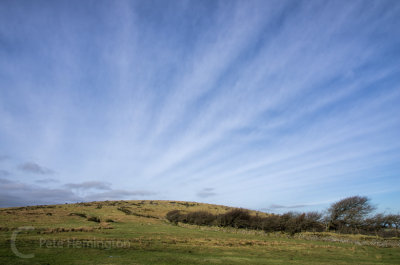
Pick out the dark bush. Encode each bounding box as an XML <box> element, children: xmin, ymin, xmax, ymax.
<box><xmin>165</xmin><ymin>209</ymin><xmax>324</xmax><ymax>235</ymax></box>
<box><xmin>69</xmin><ymin>212</ymin><xmax>87</xmax><ymax>218</ymax></box>
<box><xmin>363</xmin><ymin>213</ymin><xmax>400</xmax><ymax>237</ymax></box>
<box><xmin>166</xmin><ymin>210</ymin><xmax>183</xmax><ymax>224</ymax></box>
<box><xmin>117</xmin><ymin>207</ymin><xmax>133</xmax><ymax>215</ymax></box>
<box><xmin>87</xmin><ymin>216</ymin><xmax>101</xmax><ymax>223</ymax></box>
<box><xmin>303</xmin><ymin>212</ymin><xmax>324</xmax><ymax>232</ymax></box>
<box><xmin>165</xmin><ymin>196</ymin><xmax>398</xmax><ymax>237</ymax></box>
<box><xmin>261</xmin><ymin>215</ymin><xmax>281</xmax><ymax>232</ymax></box>
<box><xmin>186</xmin><ymin>211</ymin><xmax>216</xmax><ymax>226</ymax></box>
<box><xmin>217</xmin><ymin>209</ymin><xmax>251</xmax><ymax>228</ymax></box>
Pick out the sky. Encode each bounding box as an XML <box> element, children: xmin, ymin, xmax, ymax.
<box><xmin>0</xmin><ymin>0</ymin><xmax>399</xmax><ymax>213</ymax></box>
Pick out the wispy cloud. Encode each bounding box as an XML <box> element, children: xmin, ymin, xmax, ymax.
<box><xmin>196</xmin><ymin>188</ymin><xmax>217</xmax><ymax>198</ymax></box>
<box><xmin>85</xmin><ymin>189</ymin><xmax>157</xmax><ymax>201</ymax></box>
<box><xmin>0</xmin><ymin>155</ymin><xmax>9</xmax><ymax>161</ymax></box>
<box><xmin>17</xmin><ymin>162</ymin><xmax>55</xmax><ymax>175</ymax></box>
<box><xmin>65</xmin><ymin>181</ymin><xmax>111</xmax><ymax>190</ymax></box>
<box><xmin>0</xmin><ymin>0</ymin><xmax>399</xmax><ymax>211</ymax></box>
<box><xmin>264</xmin><ymin>204</ymin><xmax>309</xmax><ymax>210</ymax></box>
<box><xmin>35</xmin><ymin>178</ymin><xmax>59</xmax><ymax>184</ymax></box>
<box><xmin>0</xmin><ymin>178</ymin><xmax>157</xmax><ymax>207</ymax></box>
<box><xmin>0</xmin><ymin>169</ymin><xmax>11</xmax><ymax>177</ymax></box>
<box><xmin>0</xmin><ymin>178</ymin><xmax>80</xmax><ymax>207</ymax></box>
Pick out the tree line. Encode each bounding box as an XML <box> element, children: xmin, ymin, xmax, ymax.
<box><xmin>166</xmin><ymin>196</ymin><xmax>400</xmax><ymax>237</ymax></box>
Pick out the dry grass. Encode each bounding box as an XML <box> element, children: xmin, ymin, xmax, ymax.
<box><xmin>0</xmin><ymin>200</ymin><xmax>399</xmax><ymax>264</ymax></box>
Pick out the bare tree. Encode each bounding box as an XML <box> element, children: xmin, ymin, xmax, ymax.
<box><xmin>327</xmin><ymin>196</ymin><xmax>375</xmax><ymax>232</ymax></box>
<box><xmin>386</xmin><ymin>214</ymin><xmax>400</xmax><ymax>237</ymax></box>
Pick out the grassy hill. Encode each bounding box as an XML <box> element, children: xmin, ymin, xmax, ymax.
<box><xmin>0</xmin><ymin>200</ymin><xmax>399</xmax><ymax>264</ymax></box>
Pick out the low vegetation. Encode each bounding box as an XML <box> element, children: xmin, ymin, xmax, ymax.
<box><xmin>68</xmin><ymin>212</ymin><xmax>87</xmax><ymax>218</ymax></box>
<box><xmin>87</xmin><ymin>216</ymin><xmax>101</xmax><ymax>223</ymax></box>
<box><xmin>167</xmin><ymin>209</ymin><xmax>324</xmax><ymax>235</ymax></box>
<box><xmin>166</xmin><ymin>196</ymin><xmax>400</xmax><ymax>237</ymax></box>
<box><xmin>0</xmin><ymin>198</ymin><xmax>399</xmax><ymax>264</ymax></box>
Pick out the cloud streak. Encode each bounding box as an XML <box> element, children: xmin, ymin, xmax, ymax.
<box><xmin>0</xmin><ymin>0</ymin><xmax>399</xmax><ymax>211</ymax></box>
<box><xmin>35</xmin><ymin>178</ymin><xmax>59</xmax><ymax>184</ymax></box>
<box><xmin>0</xmin><ymin>178</ymin><xmax>80</xmax><ymax>207</ymax></box>
<box><xmin>0</xmin><ymin>178</ymin><xmax>157</xmax><ymax>207</ymax></box>
<box><xmin>266</xmin><ymin>204</ymin><xmax>309</xmax><ymax>210</ymax></box>
<box><xmin>196</xmin><ymin>188</ymin><xmax>217</xmax><ymax>198</ymax></box>
<box><xmin>85</xmin><ymin>190</ymin><xmax>157</xmax><ymax>201</ymax></box>
<box><xmin>65</xmin><ymin>181</ymin><xmax>111</xmax><ymax>190</ymax></box>
<box><xmin>0</xmin><ymin>155</ymin><xmax>9</xmax><ymax>161</ymax></box>
<box><xmin>0</xmin><ymin>169</ymin><xmax>11</xmax><ymax>177</ymax></box>
<box><xmin>18</xmin><ymin>162</ymin><xmax>55</xmax><ymax>175</ymax></box>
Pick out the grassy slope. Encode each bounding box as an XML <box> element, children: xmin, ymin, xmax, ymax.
<box><xmin>0</xmin><ymin>200</ymin><xmax>399</xmax><ymax>264</ymax></box>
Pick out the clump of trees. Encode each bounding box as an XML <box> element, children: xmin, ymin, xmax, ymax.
<box><xmin>166</xmin><ymin>208</ymin><xmax>324</xmax><ymax>235</ymax></box>
<box><xmin>166</xmin><ymin>196</ymin><xmax>400</xmax><ymax>237</ymax></box>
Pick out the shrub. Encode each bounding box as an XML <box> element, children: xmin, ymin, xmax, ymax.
<box><xmin>87</xmin><ymin>216</ymin><xmax>101</xmax><ymax>223</ymax></box>
<box><xmin>217</xmin><ymin>209</ymin><xmax>251</xmax><ymax>228</ymax></box>
<box><xmin>166</xmin><ymin>210</ymin><xmax>184</xmax><ymax>224</ymax></box>
<box><xmin>117</xmin><ymin>207</ymin><xmax>133</xmax><ymax>215</ymax></box>
<box><xmin>165</xmin><ymin>197</ymin><xmax>397</xmax><ymax>237</ymax></box>
<box><xmin>303</xmin><ymin>212</ymin><xmax>324</xmax><ymax>232</ymax></box>
<box><xmin>261</xmin><ymin>215</ymin><xmax>281</xmax><ymax>232</ymax></box>
<box><xmin>186</xmin><ymin>211</ymin><xmax>216</xmax><ymax>226</ymax></box>
<box><xmin>69</xmin><ymin>213</ymin><xmax>87</xmax><ymax>218</ymax></box>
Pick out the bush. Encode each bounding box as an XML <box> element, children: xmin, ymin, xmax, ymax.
<box><xmin>303</xmin><ymin>212</ymin><xmax>324</xmax><ymax>232</ymax></box>
<box><xmin>186</xmin><ymin>211</ymin><xmax>216</xmax><ymax>226</ymax></box>
<box><xmin>165</xmin><ymin>196</ymin><xmax>397</xmax><ymax>237</ymax></box>
<box><xmin>87</xmin><ymin>216</ymin><xmax>101</xmax><ymax>223</ymax></box>
<box><xmin>69</xmin><ymin>213</ymin><xmax>87</xmax><ymax>218</ymax></box>
<box><xmin>217</xmin><ymin>209</ymin><xmax>251</xmax><ymax>228</ymax></box>
<box><xmin>261</xmin><ymin>215</ymin><xmax>281</xmax><ymax>232</ymax></box>
<box><xmin>165</xmin><ymin>209</ymin><xmax>322</xmax><ymax>235</ymax></box>
<box><xmin>166</xmin><ymin>210</ymin><xmax>183</xmax><ymax>224</ymax></box>
<box><xmin>117</xmin><ymin>207</ymin><xmax>133</xmax><ymax>215</ymax></box>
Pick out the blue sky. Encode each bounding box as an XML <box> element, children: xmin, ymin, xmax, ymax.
<box><xmin>0</xmin><ymin>0</ymin><xmax>399</xmax><ymax>213</ymax></box>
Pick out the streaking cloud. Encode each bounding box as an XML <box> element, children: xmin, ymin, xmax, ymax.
<box><xmin>0</xmin><ymin>0</ymin><xmax>399</xmax><ymax>212</ymax></box>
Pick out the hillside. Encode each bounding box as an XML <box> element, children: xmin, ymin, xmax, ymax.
<box><xmin>0</xmin><ymin>200</ymin><xmax>399</xmax><ymax>264</ymax></box>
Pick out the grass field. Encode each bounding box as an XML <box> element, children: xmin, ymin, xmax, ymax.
<box><xmin>1</xmin><ymin>200</ymin><xmax>399</xmax><ymax>264</ymax></box>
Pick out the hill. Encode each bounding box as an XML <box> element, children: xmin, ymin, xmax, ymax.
<box><xmin>0</xmin><ymin>200</ymin><xmax>399</xmax><ymax>264</ymax></box>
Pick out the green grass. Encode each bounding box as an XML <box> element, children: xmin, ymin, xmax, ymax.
<box><xmin>1</xmin><ymin>200</ymin><xmax>399</xmax><ymax>264</ymax></box>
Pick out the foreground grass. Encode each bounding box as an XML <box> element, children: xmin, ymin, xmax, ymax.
<box><xmin>0</xmin><ymin>200</ymin><xmax>399</xmax><ymax>264</ymax></box>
